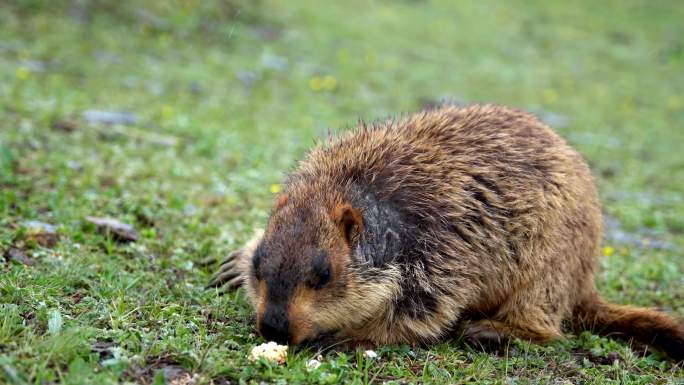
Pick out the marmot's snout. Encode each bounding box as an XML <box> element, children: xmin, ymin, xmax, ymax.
<box><xmin>258</xmin><ymin>305</ymin><xmax>290</xmax><ymax>345</ymax></box>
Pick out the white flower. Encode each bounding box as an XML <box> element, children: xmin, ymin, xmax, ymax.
<box><xmin>364</xmin><ymin>350</ymin><xmax>378</xmax><ymax>359</ymax></box>
<box><xmin>306</xmin><ymin>359</ymin><xmax>321</xmax><ymax>370</ymax></box>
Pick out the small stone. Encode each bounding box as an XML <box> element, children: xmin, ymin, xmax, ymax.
<box><xmin>189</xmin><ymin>81</ymin><xmax>202</xmax><ymax>94</ymax></box>
<box><xmin>20</xmin><ymin>60</ymin><xmax>48</xmax><ymax>72</ymax></box>
<box><xmin>51</xmin><ymin>119</ymin><xmax>78</xmax><ymax>132</ymax></box>
<box><xmin>22</xmin><ymin>220</ymin><xmax>59</xmax><ymax>248</ymax></box>
<box><xmin>261</xmin><ymin>53</ymin><xmax>288</xmax><ymax>71</ymax></box>
<box><xmin>254</xmin><ymin>24</ymin><xmax>282</xmax><ymax>41</ymax></box>
<box><xmin>83</xmin><ymin>110</ymin><xmax>138</xmax><ymax>125</ymax></box>
<box><xmin>364</xmin><ymin>350</ymin><xmax>378</xmax><ymax>359</ymax></box>
<box><xmin>66</xmin><ymin>160</ymin><xmax>84</xmax><ymax>171</ymax></box>
<box><xmin>160</xmin><ymin>365</ymin><xmax>185</xmax><ymax>381</ymax></box>
<box><xmin>155</xmin><ymin>365</ymin><xmax>198</xmax><ymax>385</ymax></box>
<box><xmin>182</xmin><ymin>204</ymin><xmax>197</xmax><ymax>216</ymax></box>
<box><xmin>86</xmin><ymin>216</ymin><xmax>139</xmax><ymax>242</ymax></box>
<box><xmin>168</xmin><ymin>373</ymin><xmax>194</xmax><ymax>385</ymax></box>
<box><xmin>4</xmin><ymin>248</ymin><xmax>33</xmax><ymax>266</ymax></box>
<box><xmin>236</xmin><ymin>70</ymin><xmax>258</xmax><ymax>87</ymax></box>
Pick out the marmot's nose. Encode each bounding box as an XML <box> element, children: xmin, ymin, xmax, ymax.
<box><xmin>259</xmin><ymin>306</ymin><xmax>290</xmax><ymax>344</ymax></box>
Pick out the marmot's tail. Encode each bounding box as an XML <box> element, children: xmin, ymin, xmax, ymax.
<box><xmin>573</xmin><ymin>292</ymin><xmax>684</xmax><ymax>361</ymax></box>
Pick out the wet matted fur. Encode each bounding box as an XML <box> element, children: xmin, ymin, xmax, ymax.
<box><xmin>208</xmin><ymin>104</ymin><xmax>684</xmax><ymax>361</ymax></box>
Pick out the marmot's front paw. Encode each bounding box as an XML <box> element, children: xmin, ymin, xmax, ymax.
<box><xmin>206</xmin><ymin>249</ymin><xmax>244</xmax><ymax>290</ymax></box>
<box><xmin>206</xmin><ymin>228</ymin><xmax>264</xmax><ymax>291</ymax></box>
<box><xmin>463</xmin><ymin>320</ymin><xmax>507</xmax><ymax>351</ymax></box>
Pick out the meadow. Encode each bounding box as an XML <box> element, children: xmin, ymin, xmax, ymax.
<box><xmin>1</xmin><ymin>1</ymin><xmax>683</xmax><ymax>383</ymax></box>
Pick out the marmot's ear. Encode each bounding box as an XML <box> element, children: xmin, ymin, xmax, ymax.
<box><xmin>332</xmin><ymin>203</ymin><xmax>363</xmax><ymax>245</ymax></box>
<box><xmin>273</xmin><ymin>194</ymin><xmax>289</xmax><ymax>211</ymax></box>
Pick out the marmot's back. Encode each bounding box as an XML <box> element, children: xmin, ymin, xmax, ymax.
<box><xmin>297</xmin><ymin>104</ymin><xmax>597</xmax><ymax>225</ymax></box>
<box><xmin>292</xmin><ymin>104</ymin><xmax>601</xmax><ymax>279</ymax></box>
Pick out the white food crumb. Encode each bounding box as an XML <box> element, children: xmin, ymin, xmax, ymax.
<box><xmin>306</xmin><ymin>358</ymin><xmax>321</xmax><ymax>370</ymax></box>
<box><xmin>364</xmin><ymin>350</ymin><xmax>378</xmax><ymax>359</ymax></box>
<box><xmin>249</xmin><ymin>342</ymin><xmax>288</xmax><ymax>364</ymax></box>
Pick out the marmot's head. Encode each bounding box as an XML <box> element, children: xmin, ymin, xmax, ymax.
<box><xmin>244</xmin><ymin>190</ymin><xmax>400</xmax><ymax>345</ymax></box>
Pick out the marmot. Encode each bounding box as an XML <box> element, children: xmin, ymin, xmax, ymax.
<box><xmin>208</xmin><ymin>104</ymin><xmax>684</xmax><ymax>361</ymax></box>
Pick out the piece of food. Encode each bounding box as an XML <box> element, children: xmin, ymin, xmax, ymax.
<box><xmin>249</xmin><ymin>342</ymin><xmax>288</xmax><ymax>364</ymax></box>
<box><xmin>306</xmin><ymin>359</ymin><xmax>321</xmax><ymax>370</ymax></box>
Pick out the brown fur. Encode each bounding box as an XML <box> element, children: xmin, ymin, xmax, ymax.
<box><xmin>274</xmin><ymin>194</ymin><xmax>289</xmax><ymax>211</ymax></box>
<box><xmin>208</xmin><ymin>104</ymin><xmax>684</xmax><ymax>360</ymax></box>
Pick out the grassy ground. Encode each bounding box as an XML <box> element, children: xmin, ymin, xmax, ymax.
<box><xmin>1</xmin><ymin>1</ymin><xmax>683</xmax><ymax>384</ymax></box>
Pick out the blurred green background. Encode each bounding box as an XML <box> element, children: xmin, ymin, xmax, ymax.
<box><xmin>1</xmin><ymin>1</ymin><xmax>683</xmax><ymax>384</ymax></box>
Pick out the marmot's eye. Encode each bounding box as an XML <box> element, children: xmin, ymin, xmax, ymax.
<box><xmin>308</xmin><ymin>252</ymin><xmax>331</xmax><ymax>289</ymax></box>
<box><xmin>308</xmin><ymin>266</ymin><xmax>331</xmax><ymax>289</ymax></box>
<box><xmin>317</xmin><ymin>266</ymin><xmax>331</xmax><ymax>287</ymax></box>
<box><xmin>252</xmin><ymin>247</ymin><xmax>264</xmax><ymax>280</ymax></box>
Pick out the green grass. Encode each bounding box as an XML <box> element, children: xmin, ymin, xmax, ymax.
<box><xmin>1</xmin><ymin>0</ymin><xmax>683</xmax><ymax>384</ymax></box>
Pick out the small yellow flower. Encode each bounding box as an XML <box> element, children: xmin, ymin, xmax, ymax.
<box><xmin>160</xmin><ymin>105</ymin><xmax>174</xmax><ymax>120</ymax></box>
<box><xmin>602</xmin><ymin>246</ymin><xmax>615</xmax><ymax>257</ymax></box>
<box><xmin>308</xmin><ymin>76</ymin><xmax>323</xmax><ymax>92</ymax></box>
<box><xmin>309</xmin><ymin>76</ymin><xmax>337</xmax><ymax>92</ymax></box>
<box><xmin>16</xmin><ymin>67</ymin><xmax>30</xmax><ymax>80</ymax></box>
<box><xmin>270</xmin><ymin>184</ymin><xmax>281</xmax><ymax>194</ymax></box>
<box><xmin>321</xmin><ymin>75</ymin><xmax>337</xmax><ymax>91</ymax></box>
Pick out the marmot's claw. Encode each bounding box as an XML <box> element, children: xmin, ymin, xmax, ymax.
<box><xmin>211</xmin><ymin>278</ymin><xmax>243</xmax><ymax>296</ymax></box>
<box><xmin>217</xmin><ymin>258</ymin><xmax>240</xmax><ymax>274</ymax></box>
<box><xmin>206</xmin><ymin>250</ymin><xmax>243</xmax><ymax>290</ymax></box>
<box><xmin>219</xmin><ymin>250</ymin><xmax>241</xmax><ymax>266</ymax></box>
<box><xmin>218</xmin><ymin>276</ymin><xmax>244</xmax><ymax>293</ymax></box>
<box><xmin>206</xmin><ymin>269</ymin><xmax>240</xmax><ymax>288</ymax></box>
